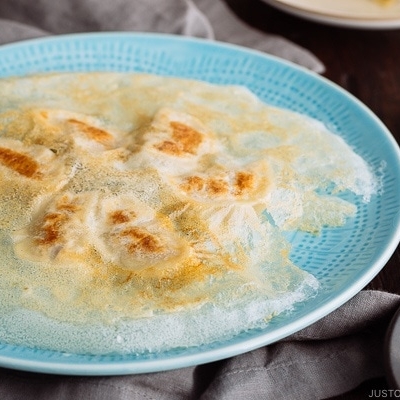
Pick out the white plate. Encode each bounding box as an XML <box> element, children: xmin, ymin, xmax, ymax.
<box><xmin>263</xmin><ymin>0</ymin><xmax>400</xmax><ymax>29</ymax></box>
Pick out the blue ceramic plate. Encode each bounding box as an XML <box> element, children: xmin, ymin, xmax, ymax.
<box><xmin>0</xmin><ymin>33</ymin><xmax>399</xmax><ymax>375</ymax></box>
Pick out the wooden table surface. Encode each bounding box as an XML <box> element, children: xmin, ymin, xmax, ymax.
<box><xmin>225</xmin><ymin>0</ymin><xmax>400</xmax><ymax>398</ymax></box>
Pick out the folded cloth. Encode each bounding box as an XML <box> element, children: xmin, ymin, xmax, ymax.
<box><xmin>0</xmin><ymin>291</ymin><xmax>399</xmax><ymax>400</ymax></box>
<box><xmin>0</xmin><ymin>0</ymin><xmax>324</xmax><ymax>72</ymax></box>
<box><xmin>0</xmin><ymin>1</ymin><xmax>395</xmax><ymax>399</ymax></box>
<box><xmin>193</xmin><ymin>0</ymin><xmax>325</xmax><ymax>73</ymax></box>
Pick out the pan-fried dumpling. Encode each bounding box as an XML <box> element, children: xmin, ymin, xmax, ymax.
<box><xmin>0</xmin><ymin>72</ymin><xmax>379</xmax><ymax>355</ymax></box>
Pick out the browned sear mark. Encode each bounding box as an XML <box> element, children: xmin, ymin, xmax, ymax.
<box><xmin>34</xmin><ymin>198</ymin><xmax>80</xmax><ymax>246</ymax></box>
<box><xmin>56</xmin><ymin>202</ymin><xmax>80</xmax><ymax>212</ymax></box>
<box><xmin>181</xmin><ymin>172</ymin><xmax>254</xmax><ymax>197</ymax></box>
<box><xmin>234</xmin><ymin>172</ymin><xmax>254</xmax><ymax>195</ymax></box>
<box><xmin>182</xmin><ymin>176</ymin><xmax>205</xmax><ymax>192</ymax></box>
<box><xmin>68</xmin><ymin>119</ymin><xmax>113</xmax><ymax>144</ymax></box>
<box><xmin>154</xmin><ymin>140</ymin><xmax>180</xmax><ymax>155</ymax></box>
<box><xmin>0</xmin><ymin>147</ymin><xmax>40</xmax><ymax>178</ymax></box>
<box><xmin>120</xmin><ymin>227</ymin><xmax>163</xmax><ymax>254</ymax></box>
<box><xmin>109</xmin><ymin>210</ymin><xmax>136</xmax><ymax>225</ymax></box>
<box><xmin>35</xmin><ymin>212</ymin><xmax>68</xmax><ymax>245</ymax></box>
<box><xmin>155</xmin><ymin>122</ymin><xmax>203</xmax><ymax>156</ymax></box>
<box><xmin>180</xmin><ymin>175</ymin><xmax>229</xmax><ymax>196</ymax></box>
<box><xmin>170</xmin><ymin>121</ymin><xmax>203</xmax><ymax>154</ymax></box>
<box><xmin>208</xmin><ymin>178</ymin><xmax>229</xmax><ymax>195</ymax></box>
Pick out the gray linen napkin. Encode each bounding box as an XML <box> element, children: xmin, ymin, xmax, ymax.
<box><xmin>0</xmin><ymin>1</ymin><xmax>397</xmax><ymax>399</ymax></box>
<box><xmin>0</xmin><ymin>0</ymin><xmax>324</xmax><ymax>72</ymax></box>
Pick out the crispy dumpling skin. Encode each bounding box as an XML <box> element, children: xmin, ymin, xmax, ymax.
<box><xmin>0</xmin><ymin>72</ymin><xmax>378</xmax><ymax>355</ymax></box>
<box><xmin>0</xmin><ymin>138</ymin><xmax>76</xmax><ymax>230</ymax></box>
<box><xmin>90</xmin><ymin>194</ymin><xmax>192</xmax><ymax>272</ymax></box>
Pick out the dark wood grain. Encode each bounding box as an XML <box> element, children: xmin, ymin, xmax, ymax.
<box><xmin>224</xmin><ymin>1</ymin><xmax>400</xmax><ymax>397</ymax></box>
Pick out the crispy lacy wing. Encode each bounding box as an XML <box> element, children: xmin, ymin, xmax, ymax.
<box><xmin>0</xmin><ymin>72</ymin><xmax>379</xmax><ymax>356</ymax></box>
<box><xmin>266</xmin><ymin>188</ymin><xmax>357</xmax><ymax>233</ymax></box>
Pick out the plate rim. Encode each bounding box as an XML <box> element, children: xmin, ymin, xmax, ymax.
<box><xmin>262</xmin><ymin>0</ymin><xmax>400</xmax><ymax>29</ymax></box>
<box><xmin>0</xmin><ymin>32</ymin><xmax>399</xmax><ymax>375</ymax></box>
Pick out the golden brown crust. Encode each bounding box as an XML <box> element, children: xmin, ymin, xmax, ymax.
<box><xmin>154</xmin><ymin>121</ymin><xmax>203</xmax><ymax>156</ymax></box>
<box><xmin>234</xmin><ymin>172</ymin><xmax>254</xmax><ymax>195</ymax></box>
<box><xmin>118</xmin><ymin>227</ymin><xmax>163</xmax><ymax>255</ymax></box>
<box><xmin>0</xmin><ymin>146</ymin><xmax>41</xmax><ymax>178</ymax></box>
<box><xmin>170</xmin><ymin>121</ymin><xmax>203</xmax><ymax>154</ymax></box>
<box><xmin>31</xmin><ymin>195</ymin><xmax>81</xmax><ymax>248</ymax></box>
<box><xmin>67</xmin><ymin>118</ymin><xmax>114</xmax><ymax>144</ymax></box>
<box><xmin>109</xmin><ymin>210</ymin><xmax>135</xmax><ymax>225</ymax></box>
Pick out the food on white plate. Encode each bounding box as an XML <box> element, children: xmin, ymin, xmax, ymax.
<box><xmin>0</xmin><ymin>73</ymin><xmax>379</xmax><ymax>354</ymax></box>
<box><xmin>376</xmin><ymin>0</ymin><xmax>395</xmax><ymax>6</ymax></box>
